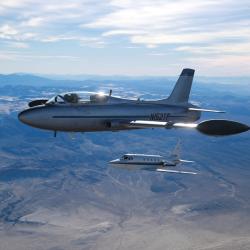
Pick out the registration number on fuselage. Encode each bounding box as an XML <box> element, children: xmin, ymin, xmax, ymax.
<box><xmin>150</xmin><ymin>113</ymin><xmax>169</xmax><ymax>121</ymax></box>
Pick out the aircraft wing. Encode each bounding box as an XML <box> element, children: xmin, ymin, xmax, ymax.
<box><xmin>129</xmin><ymin>120</ymin><xmax>197</xmax><ymax>129</ymax></box>
<box><xmin>127</xmin><ymin>119</ymin><xmax>249</xmax><ymax>136</ymax></box>
<box><xmin>129</xmin><ymin>120</ymin><xmax>169</xmax><ymax>128</ymax></box>
<box><xmin>156</xmin><ymin>169</ymin><xmax>197</xmax><ymax>175</ymax></box>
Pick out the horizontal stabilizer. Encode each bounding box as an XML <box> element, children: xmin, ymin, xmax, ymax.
<box><xmin>179</xmin><ymin>159</ymin><xmax>194</xmax><ymax>163</ymax></box>
<box><xmin>156</xmin><ymin>169</ymin><xmax>197</xmax><ymax>175</ymax></box>
<box><xmin>189</xmin><ymin>108</ymin><xmax>225</xmax><ymax>113</ymax></box>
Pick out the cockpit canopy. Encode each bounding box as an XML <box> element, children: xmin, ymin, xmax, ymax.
<box><xmin>46</xmin><ymin>92</ymin><xmax>109</xmax><ymax>105</ymax></box>
<box><xmin>122</xmin><ymin>154</ymin><xmax>134</xmax><ymax>160</ymax></box>
<box><xmin>46</xmin><ymin>91</ymin><xmax>138</xmax><ymax>105</ymax></box>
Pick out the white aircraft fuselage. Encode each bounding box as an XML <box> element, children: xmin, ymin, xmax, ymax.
<box><xmin>109</xmin><ymin>151</ymin><xmax>197</xmax><ymax>175</ymax></box>
<box><xmin>110</xmin><ymin>154</ymin><xmax>173</xmax><ymax>170</ymax></box>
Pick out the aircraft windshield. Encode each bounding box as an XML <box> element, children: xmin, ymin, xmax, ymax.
<box><xmin>46</xmin><ymin>92</ymin><xmax>108</xmax><ymax>105</ymax></box>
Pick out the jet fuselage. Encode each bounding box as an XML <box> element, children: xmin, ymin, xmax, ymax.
<box><xmin>18</xmin><ymin>102</ymin><xmax>201</xmax><ymax>132</ymax></box>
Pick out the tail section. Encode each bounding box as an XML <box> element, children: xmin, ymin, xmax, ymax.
<box><xmin>170</xmin><ymin>140</ymin><xmax>194</xmax><ymax>165</ymax></box>
<box><xmin>158</xmin><ymin>68</ymin><xmax>195</xmax><ymax>104</ymax></box>
<box><xmin>170</xmin><ymin>140</ymin><xmax>181</xmax><ymax>162</ymax></box>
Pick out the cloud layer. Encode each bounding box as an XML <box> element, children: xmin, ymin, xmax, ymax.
<box><xmin>0</xmin><ymin>0</ymin><xmax>249</xmax><ymax>75</ymax></box>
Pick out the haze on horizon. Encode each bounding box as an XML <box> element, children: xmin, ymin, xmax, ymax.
<box><xmin>0</xmin><ymin>0</ymin><xmax>249</xmax><ymax>76</ymax></box>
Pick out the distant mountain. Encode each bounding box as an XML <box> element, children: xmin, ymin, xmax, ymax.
<box><xmin>1</xmin><ymin>73</ymin><xmax>250</xmax><ymax>97</ymax></box>
<box><xmin>0</xmin><ymin>79</ymin><xmax>250</xmax><ymax>250</ymax></box>
<box><xmin>0</xmin><ymin>73</ymin><xmax>57</xmax><ymax>86</ymax></box>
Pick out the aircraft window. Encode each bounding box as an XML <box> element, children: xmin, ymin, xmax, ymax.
<box><xmin>90</xmin><ymin>94</ymin><xmax>108</xmax><ymax>103</ymax></box>
<box><xmin>63</xmin><ymin>93</ymin><xmax>79</xmax><ymax>103</ymax></box>
<box><xmin>47</xmin><ymin>94</ymin><xmax>79</xmax><ymax>104</ymax></box>
<box><xmin>47</xmin><ymin>92</ymin><xmax>92</xmax><ymax>105</ymax></box>
<box><xmin>124</xmin><ymin>156</ymin><xmax>128</xmax><ymax>160</ymax></box>
<box><xmin>52</xmin><ymin>95</ymin><xmax>65</xmax><ymax>103</ymax></box>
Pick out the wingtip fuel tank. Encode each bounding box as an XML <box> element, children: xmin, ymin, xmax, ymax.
<box><xmin>196</xmin><ymin>119</ymin><xmax>249</xmax><ymax>136</ymax></box>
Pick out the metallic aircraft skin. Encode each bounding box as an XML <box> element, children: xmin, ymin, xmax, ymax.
<box><xmin>18</xmin><ymin>68</ymin><xmax>249</xmax><ymax>135</ymax></box>
<box><xmin>109</xmin><ymin>142</ymin><xmax>197</xmax><ymax>174</ymax></box>
<box><xmin>18</xmin><ymin>68</ymin><xmax>202</xmax><ymax>132</ymax></box>
<box><xmin>18</xmin><ymin>102</ymin><xmax>200</xmax><ymax>132</ymax></box>
<box><xmin>110</xmin><ymin>155</ymin><xmax>172</xmax><ymax>171</ymax></box>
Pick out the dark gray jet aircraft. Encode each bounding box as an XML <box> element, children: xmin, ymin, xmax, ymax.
<box><xmin>18</xmin><ymin>68</ymin><xmax>249</xmax><ymax>136</ymax></box>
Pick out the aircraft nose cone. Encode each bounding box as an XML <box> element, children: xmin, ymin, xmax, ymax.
<box><xmin>18</xmin><ymin>108</ymin><xmax>44</xmax><ymax>127</ymax></box>
<box><xmin>18</xmin><ymin>109</ymin><xmax>32</xmax><ymax>125</ymax></box>
<box><xmin>109</xmin><ymin>159</ymin><xmax>120</xmax><ymax>164</ymax></box>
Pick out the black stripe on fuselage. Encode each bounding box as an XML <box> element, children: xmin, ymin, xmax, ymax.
<box><xmin>52</xmin><ymin>115</ymin><xmax>186</xmax><ymax>118</ymax></box>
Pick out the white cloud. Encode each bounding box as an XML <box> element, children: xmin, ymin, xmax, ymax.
<box><xmin>41</xmin><ymin>35</ymin><xmax>77</xmax><ymax>43</ymax></box>
<box><xmin>44</xmin><ymin>3</ymin><xmax>81</xmax><ymax>11</ymax></box>
<box><xmin>0</xmin><ymin>0</ymin><xmax>31</xmax><ymax>8</ymax></box>
<box><xmin>102</xmin><ymin>29</ymin><xmax>147</xmax><ymax>37</ymax></box>
<box><xmin>86</xmin><ymin>0</ymin><xmax>213</xmax><ymax>29</ymax></box>
<box><xmin>175</xmin><ymin>42</ymin><xmax>250</xmax><ymax>55</ymax></box>
<box><xmin>0</xmin><ymin>0</ymin><xmax>249</xmax><ymax>75</ymax></box>
<box><xmin>130</xmin><ymin>28</ymin><xmax>250</xmax><ymax>47</ymax></box>
<box><xmin>0</xmin><ymin>50</ymin><xmax>80</xmax><ymax>61</ymax></box>
<box><xmin>184</xmin><ymin>54</ymin><xmax>250</xmax><ymax>76</ymax></box>
<box><xmin>7</xmin><ymin>41</ymin><xmax>29</xmax><ymax>48</ymax></box>
<box><xmin>84</xmin><ymin>0</ymin><xmax>250</xmax><ymax>49</ymax></box>
<box><xmin>0</xmin><ymin>23</ymin><xmax>37</xmax><ymax>41</ymax></box>
<box><xmin>41</xmin><ymin>35</ymin><xmax>105</xmax><ymax>48</ymax></box>
<box><xmin>21</xmin><ymin>17</ymin><xmax>44</xmax><ymax>27</ymax></box>
<box><xmin>0</xmin><ymin>24</ymin><xmax>18</xmax><ymax>38</ymax></box>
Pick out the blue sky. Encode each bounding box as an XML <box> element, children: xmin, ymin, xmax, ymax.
<box><xmin>0</xmin><ymin>0</ymin><xmax>249</xmax><ymax>76</ymax></box>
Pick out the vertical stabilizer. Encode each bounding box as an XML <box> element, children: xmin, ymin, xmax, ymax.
<box><xmin>160</xmin><ymin>68</ymin><xmax>194</xmax><ymax>104</ymax></box>
<box><xmin>170</xmin><ymin>140</ymin><xmax>181</xmax><ymax>161</ymax></box>
<box><xmin>170</xmin><ymin>140</ymin><xmax>194</xmax><ymax>165</ymax></box>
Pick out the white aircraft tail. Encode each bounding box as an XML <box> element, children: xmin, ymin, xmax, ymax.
<box><xmin>158</xmin><ymin>68</ymin><xmax>194</xmax><ymax>105</ymax></box>
<box><xmin>170</xmin><ymin>140</ymin><xmax>194</xmax><ymax>165</ymax></box>
<box><xmin>170</xmin><ymin>140</ymin><xmax>181</xmax><ymax>161</ymax></box>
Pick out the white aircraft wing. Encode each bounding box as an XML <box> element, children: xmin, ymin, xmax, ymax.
<box><xmin>124</xmin><ymin>119</ymin><xmax>249</xmax><ymax>136</ymax></box>
<box><xmin>156</xmin><ymin>169</ymin><xmax>197</xmax><ymax>175</ymax></box>
<box><xmin>129</xmin><ymin>120</ymin><xmax>169</xmax><ymax>128</ymax></box>
<box><xmin>129</xmin><ymin>120</ymin><xmax>198</xmax><ymax>129</ymax></box>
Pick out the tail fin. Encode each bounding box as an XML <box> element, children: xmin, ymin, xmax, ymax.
<box><xmin>170</xmin><ymin>140</ymin><xmax>194</xmax><ymax>165</ymax></box>
<box><xmin>159</xmin><ymin>68</ymin><xmax>195</xmax><ymax>104</ymax></box>
<box><xmin>170</xmin><ymin>140</ymin><xmax>181</xmax><ymax>161</ymax></box>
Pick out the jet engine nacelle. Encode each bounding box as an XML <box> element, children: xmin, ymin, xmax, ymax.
<box><xmin>28</xmin><ymin>99</ymin><xmax>48</xmax><ymax>107</ymax></box>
